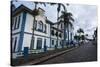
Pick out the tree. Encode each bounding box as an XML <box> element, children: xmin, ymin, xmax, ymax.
<box><xmin>77</xmin><ymin>28</ymin><xmax>84</xmax><ymax>45</ymax></box>
<box><xmin>49</xmin><ymin>3</ymin><xmax>67</xmax><ymax>48</ymax></box>
<box><xmin>77</xmin><ymin>28</ymin><xmax>84</xmax><ymax>34</ymax></box>
<box><xmin>77</xmin><ymin>28</ymin><xmax>84</xmax><ymax>40</ymax></box>
<box><xmin>30</xmin><ymin>2</ymin><xmax>46</xmax><ymax>50</ymax></box>
<box><xmin>81</xmin><ymin>35</ymin><xmax>85</xmax><ymax>40</ymax></box>
<box><xmin>58</xmin><ymin>11</ymin><xmax>74</xmax><ymax>47</ymax></box>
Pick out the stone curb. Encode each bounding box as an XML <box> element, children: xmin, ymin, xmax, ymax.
<box><xmin>23</xmin><ymin>47</ymin><xmax>78</xmax><ymax>65</ymax></box>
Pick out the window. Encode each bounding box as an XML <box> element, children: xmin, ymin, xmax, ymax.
<box><xmin>30</xmin><ymin>37</ymin><xmax>34</xmax><ymax>50</ymax></box>
<box><xmin>44</xmin><ymin>24</ymin><xmax>47</xmax><ymax>33</ymax></box>
<box><xmin>51</xmin><ymin>30</ymin><xmax>54</xmax><ymax>35</ymax></box>
<box><xmin>37</xmin><ymin>38</ymin><xmax>42</xmax><ymax>49</ymax></box>
<box><xmin>14</xmin><ymin>17</ymin><xmax>17</xmax><ymax>30</ymax></box>
<box><xmin>55</xmin><ymin>31</ymin><xmax>58</xmax><ymax>36</ymax></box>
<box><xmin>59</xmin><ymin>33</ymin><xmax>62</xmax><ymax>38</ymax></box>
<box><xmin>13</xmin><ymin>15</ymin><xmax>21</xmax><ymax>30</ymax></box>
<box><xmin>52</xmin><ymin>40</ymin><xmax>54</xmax><ymax>45</ymax></box>
<box><xmin>13</xmin><ymin>37</ymin><xmax>17</xmax><ymax>52</ymax></box>
<box><xmin>61</xmin><ymin>23</ymin><xmax>63</xmax><ymax>29</ymax></box>
<box><xmin>60</xmin><ymin>40</ymin><xmax>62</xmax><ymax>46</ymax></box>
<box><xmin>16</xmin><ymin>15</ymin><xmax>21</xmax><ymax>29</ymax></box>
<box><xmin>38</xmin><ymin>21</ymin><xmax>43</xmax><ymax>31</ymax></box>
<box><xmin>11</xmin><ymin>37</ymin><xmax>13</xmax><ymax>52</ymax></box>
<box><xmin>11</xmin><ymin>18</ymin><xmax>14</xmax><ymax>30</ymax></box>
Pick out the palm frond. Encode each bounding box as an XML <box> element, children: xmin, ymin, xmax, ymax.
<box><xmin>77</xmin><ymin>28</ymin><xmax>84</xmax><ymax>33</ymax></box>
<box><xmin>49</xmin><ymin>3</ymin><xmax>57</xmax><ymax>5</ymax></box>
<box><xmin>57</xmin><ymin>4</ymin><xmax>61</xmax><ymax>13</ymax></box>
<box><xmin>67</xmin><ymin>12</ymin><xmax>73</xmax><ymax>16</ymax></box>
<box><xmin>34</xmin><ymin>2</ymin><xmax>38</xmax><ymax>4</ymax></box>
<box><xmin>39</xmin><ymin>2</ymin><xmax>46</xmax><ymax>7</ymax></box>
<box><xmin>68</xmin><ymin>16</ymin><xmax>74</xmax><ymax>22</ymax></box>
<box><xmin>61</xmin><ymin>4</ymin><xmax>66</xmax><ymax>11</ymax></box>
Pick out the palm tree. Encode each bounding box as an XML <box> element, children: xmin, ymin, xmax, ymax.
<box><xmin>77</xmin><ymin>28</ymin><xmax>84</xmax><ymax>39</ymax></box>
<box><xmin>30</xmin><ymin>2</ymin><xmax>46</xmax><ymax>50</ymax></box>
<box><xmin>77</xmin><ymin>28</ymin><xmax>84</xmax><ymax>45</ymax></box>
<box><xmin>58</xmin><ymin>11</ymin><xmax>74</xmax><ymax>47</ymax></box>
<box><xmin>77</xmin><ymin>28</ymin><xmax>84</xmax><ymax>33</ymax></box>
<box><xmin>49</xmin><ymin>3</ymin><xmax>66</xmax><ymax>48</ymax></box>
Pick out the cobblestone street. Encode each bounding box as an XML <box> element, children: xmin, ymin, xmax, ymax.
<box><xmin>39</xmin><ymin>41</ymin><xmax>97</xmax><ymax>64</ymax></box>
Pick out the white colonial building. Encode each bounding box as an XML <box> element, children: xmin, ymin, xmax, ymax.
<box><xmin>11</xmin><ymin>4</ymin><xmax>74</xmax><ymax>59</ymax></box>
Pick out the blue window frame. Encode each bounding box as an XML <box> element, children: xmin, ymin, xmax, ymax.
<box><xmin>44</xmin><ymin>24</ymin><xmax>47</xmax><ymax>33</ymax></box>
<box><xmin>11</xmin><ymin>37</ymin><xmax>13</xmax><ymax>52</ymax></box>
<box><xmin>52</xmin><ymin>40</ymin><xmax>54</xmax><ymax>45</ymax></box>
<box><xmin>13</xmin><ymin>37</ymin><xmax>17</xmax><ymax>52</ymax></box>
<box><xmin>16</xmin><ymin>15</ymin><xmax>21</xmax><ymax>29</ymax></box>
<box><xmin>14</xmin><ymin>17</ymin><xmax>17</xmax><ymax>30</ymax></box>
<box><xmin>38</xmin><ymin>21</ymin><xmax>43</xmax><ymax>32</ymax></box>
<box><xmin>11</xmin><ymin>18</ymin><xmax>14</xmax><ymax>30</ymax></box>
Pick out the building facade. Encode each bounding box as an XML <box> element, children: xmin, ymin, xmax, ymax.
<box><xmin>11</xmin><ymin>5</ymin><xmax>74</xmax><ymax>59</ymax></box>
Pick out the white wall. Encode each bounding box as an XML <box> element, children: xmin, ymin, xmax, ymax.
<box><xmin>24</xmin><ymin>13</ymin><xmax>50</xmax><ymax>37</ymax></box>
<box><xmin>22</xmin><ymin>34</ymin><xmax>32</xmax><ymax>50</ymax></box>
<box><xmin>22</xmin><ymin>33</ymin><xmax>51</xmax><ymax>50</ymax></box>
<box><xmin>23</xmin><ymin>13</ymin><xmax>51</xmax><ymax>50</ymax></box>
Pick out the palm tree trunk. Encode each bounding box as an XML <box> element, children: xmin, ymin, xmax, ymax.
<box><xmin>50</xmin><ymin>25</ymin><xmax>51</xmax><ymax>48</ymax></box>
<box><xmin>30</xmin><ymin>3</ymin><xmax>37</xmax><ymax>50</ymax></box>
<box><xmin>57</xmin><ymin>12</ymin><xmax>59</xmax><ymax>48</ymax></box>
<box><xmin>67</xmin><ymin>24</ymin><xmax>70</xmax><ymax>47</ymax></box>
<box><xmin>71</xmin><ymin>33</ymin><xmax>72</xmax><ymax>41</ymax></box>
<box><xmin>64</xmin><ymin>23</ymin><xmax>67</xmax><ymax>47</ymax></box>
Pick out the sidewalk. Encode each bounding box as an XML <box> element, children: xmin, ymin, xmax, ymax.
<box><xmin>12</xmin><ymin>46</ymin><xmax>78</xmax><ymax>66</ymax></box>
<box><xmin>22</xmin><ymin>47</ymin><xmax>78</xmax><ymax>65</ymax></box>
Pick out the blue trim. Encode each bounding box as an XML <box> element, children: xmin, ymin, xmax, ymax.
<box><xmin>14</xmin><ymin>17</ymin><xmax>17</xmax><ymax>30</ymax></box>
<box><xmin>24</xmin><ymin>32</ymin><xmax>50</xmax><ymax>38</ymax></box>
<box><xmin>24</xmin><ymin>32</ymin><xmax>32</xmax><ymax>35</ymax></box>
<box><xmin>16</xmin><ymin>15</ymin><xmax>21</xmax><ymax>29</ymax></box>
<box><xmin>18</xmin><ymin>12</ymin><xmax>27</xmax><ymax>52</ymax></box>
<box><xmin>12</xmin><ymin>32</ymin><xmax>21</xmax><ymax>35</ymax></box>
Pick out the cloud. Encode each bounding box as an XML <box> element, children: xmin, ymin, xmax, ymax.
<box><xmin>67</xmin><ymin>4</ymin><xmax>97</xmax><ymax>38</ymax></box>
<box><xmin>13</xmin><ymin>2</ymin><xmax>97</xmax><ymax>39</ymax></box>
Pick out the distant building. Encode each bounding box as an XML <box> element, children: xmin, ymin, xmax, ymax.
<box><xmin>11</xmin><ymin>5</ymin><xmax>74</xmax><ymax>59</ymax></box>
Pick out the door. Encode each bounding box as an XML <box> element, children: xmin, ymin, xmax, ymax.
<box><xmin>37</xmin><ymin>38</ymin><xmax>42</xmax><ymax>49</ymax></box>
<box><xmin>44</xmin><ymin>39</ymin><xmax>47</xmax><ymax>51</ymax></box>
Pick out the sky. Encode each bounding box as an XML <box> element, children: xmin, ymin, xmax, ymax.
<box><xmin>13</xmin><ymin>1</ymin><xmax>97</xmax><ymax>39</ymax></box>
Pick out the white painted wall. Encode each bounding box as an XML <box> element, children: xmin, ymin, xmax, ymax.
<box><xmin>22</xmin><ymin>34</ymin><xmax>32</xmax><ymax>50</ymax></box>
<box><xmin>24</xmin><ymin>13</ymin><xmax>50</xmax><ymax>37</ymax></box>
<box><xmin>23</xmin><ymin>13</ymin><xmax>51</xmax><ymax>50</ymax></box>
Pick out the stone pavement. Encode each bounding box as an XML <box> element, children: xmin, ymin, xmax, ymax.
<box><xmin>39</xmin><ymin>41</ymin><xmax>97</xmax><ymax>64</ymax></box>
